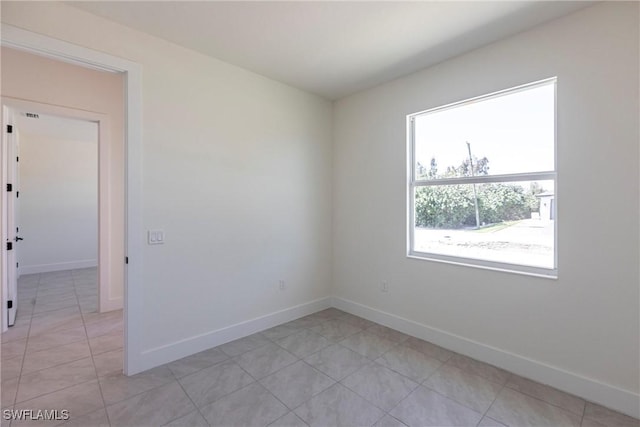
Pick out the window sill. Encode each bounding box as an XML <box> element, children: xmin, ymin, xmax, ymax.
<box><xmin>407</xmin><ymin>251</ymin><xmax>558</xmax><ymax>280</ymax></box>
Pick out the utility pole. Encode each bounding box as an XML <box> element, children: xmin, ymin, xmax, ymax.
<box><xmin>467</xmin><ymin>141</ymin><xmax>480</xmax><ymax>229</ymax></box>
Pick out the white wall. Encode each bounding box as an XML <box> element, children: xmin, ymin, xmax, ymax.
<box><xmin>19</xmin><ymin>131</ymin><xmax>97</xmax><ymax>274</ymax></box>
<box><xmin>333</xmin><ymin>1</ymin><xmax>639</xmax><ymax>416</ymax></box>
<box><xmin>0</xmin><ymin>1</ymin><xmax>333</xmax><ymax>365</ymax></box>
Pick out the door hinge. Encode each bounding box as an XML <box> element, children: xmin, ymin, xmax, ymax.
<box><xmin>7</xmin><ymin>300</ymin><xmax>13</xmax><ymax>309</ymax></box>
<box><xmin>6</xmin><ymin>183</ymin><xmax>12</xmax><ymax>192</ymax></box>
<box><xmin>16</xmin><ymin>157</ymin><xmax>19</xmax><ymax>162</ymax></box>
<box><xmin>16</xmin><ymin>262</ymin><xmax>19</xmax><ymax>268</ymax></box>
<box><xmin>6</xmin><ymin>125</ymin><xmax>13</xmax><ymax>134</ymax></box>
<box><xmin>6</xmin><ymin>242</ymin><xmax>12</xmax><ymax>251</ymax></box>
<box><xmin>16</xmin><ymin>191</ymin><xmax>19</xmax><ymax>198</ymax></box>
<box><xmin>125</xmin><ymin>256</ymin><xmax>129</xmax><ymax>264</ymax></box>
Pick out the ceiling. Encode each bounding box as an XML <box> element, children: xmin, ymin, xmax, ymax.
<box><xmin>16</xmin><ymin>112</ymin><xmax>98</xmax><ymax>143</ymax></box>
<box><xmin>70</xmin><ymin>1</ymin><xmax>592</xmax><ymax>100</ymax></box>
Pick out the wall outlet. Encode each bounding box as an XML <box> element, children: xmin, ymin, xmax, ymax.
<box><xmin>381</xmin><ymin>281</ymin><xmax>389</xmax><ymax>293</ymax></box>
<box><xmin>279</xmin><ymin>280</ymin><xmax>286</xmax><ymax>291</ymax></box>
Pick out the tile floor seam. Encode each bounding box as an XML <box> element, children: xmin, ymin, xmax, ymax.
<box><xmin>258</xmin><ymin>377</ymin><xmax>298</xmax><ymax>414</ymax></box>
<box><xmin>175</xmin><ymin>359</ymin><xmax>255</xmax><ymax>410</ymax></box>
<box><xmin>501</xmin><ymin>380</ymin><xmax>589</xmax><ymax>420</ymax></box>
<box><xmin>265</xmin><ymin>359</ymin><xmax>338</xmax><ymax>413</ymax></box>
<box><xmin>74</xmin><ymin>275</ymin><xmax>111</xmax><ymax>421</ymax></box>
<box><xmin>371</xmin><ymin>410</ymin><xmax>388</xmax><ymax>426</ymax></box>
<box><xmin>336</xmin><ymin>362</ymin><xmax>404</xmax><ymax>414</ymax></box>
<box><xmin>9</xmin><ymin>275</ymin><xmax>38</xmax><ymax>411</ymax></box>
<box><xmin>474</xmin><ymin>376</ymin><xmax>508</xmax><ymax>426</ymax></box>
<box><xmin>382</xmin><ymin>384</ymin><xmax>419</xmax><ymax>425</ymax></box>
<box><xmin>19</xmin><ymin>343</ymin><xmax>93</xmax><ymax>377</ymax></box>
<box><xmin>24</xmin><ymin>330</ymin><xmax>87</xmax><ymax>351</ymax></box>
<box><xmin>9</xmin><ymin>272</ymin><xmax>100</xmax><ymax>410</ymax></box>
<box><xmin>370</xmin><ymin>342</ymin><xmax>403</xmax><ymax>362</ymax></box>
<box><xmin>225</xmin><ymin>358</ymin><xmax>261</xmax><ymax>388</ymax></box>
<box><xmin>172</xmin><ymin>374</ymin><xmax>212</xmax><ymax>427</ymax></box>
<box><xmin>296</xmin><ymin>338</ymin><xmax>328</xmax><ymax>358</ymax></box>
<box><xmin>580</xmin><ymin>394</ymin><xmax>588</xmax><ymax>422</ymax></box>
<box><xmin>409</xmin><ymin>345</ymin><xmax>448</xmax><ymax>384</ymax></box>
<box><xmin>207</xmin><ymin>380</ymin><xmax>287</xmax><ymax>424</ymax></box>
<box><xmin>428</xmin><ymin>362</ymin><xmax>507</xmax><ymax>395</ymax></box>
<box><xmin>30</xmin><ymin>304</ymin><xmax>79</xmax><ymax>316</ymax></box>
<box><xmin>502</xmin><ymin>379</ymin><xmax>587</xmax><ymax>417</ymax></box>
<box><xmin>229</xmin><ymin>350</ymin><xmax>310</xmax><ymax>415</ymax></box>
<box><xmin>168</xmin><ymin>354</ymin><xmax>230</xmax><ymax>380</ymax></box>
<box><xmin>28</xmin><ymin>311</ymin><xmax>82</xmax><ymax>324</ymax></box>
<box><xmin>444</xmin><ymin>355</ymin><xmax>511</xmax><ymax>385</ymax></box>
<box><xmin>98</xmin><ymin>371</ymin><xmax>174</xmax><ymax>408</ymax></box>
<box><xmin>238</xmin><ymin>349</ymin><xmax>301</xmax><ymax>382</ymax></box>
<box><xmin>417</xmin><ymin>382</ymin><xmax>486</xmax><ymax>419</ymax></box>
<box><xmin>337</xmin><ymin>378</ymin><xmax>391</xmax><ymax>415</ymax></box>
<box><xmin>221</xmin><ymin>339</ymin><xmax>272</xmax><ymax>359</ymax></box>
<box><xmin>13</xmin><ymin>377</ymin><xmax>99</xmax><ymax>408</ymax></box>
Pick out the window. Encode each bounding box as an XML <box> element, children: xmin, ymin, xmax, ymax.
<box><xmin>408</xmin><ymin>78</ymin><xmax>557</xmax><ymax>277</ymax></box>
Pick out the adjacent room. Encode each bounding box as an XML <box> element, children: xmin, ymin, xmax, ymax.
<box><xmin>0</xmin><ymin>1</ymin><xmax>638</xmax><ymax>427</ymax></box>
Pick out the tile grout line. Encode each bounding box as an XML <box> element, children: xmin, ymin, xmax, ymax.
<box><xmin>8</xmin><ymin>272</ymin><xmax>101</xmax><ymax>412</ymax></box>
<box><xmin>501</xmin><ymin>379</ymin><xmax>587</xmax><ymax>418</ymax></box>
<box><xmin>72</xmin><ymin>269</ymin><xmax>112</xmax><ymax>426</ymax></box>
<box><xmin>441</xmin><ymin>350</ymin><xmax>590</xmax><ymax>420</ymax></box>
<box><xmin>97</xmin><ymin>371</ymin><xmax>175</xmax><ymax>412</ymax></box>
<box><xmin>9</xmin><ymin>272</ymin><xmax>40</xmax><ymax>412</ymax></box>
<box><xmin>474</xmin><ymin>375</ymin><xmax>509</xmax><ymax>426</ymax></box>
<box><xmin>337</xmin><ymin>339</ymin><xmax>440</xmax><ymax>422</ymax></box>
<box><xmin>334</xmin><ymin>334</ymin><xmax>414</xmax><ymax>416</ymax></box>
<box><xmin>216</xmin><ymin>362</ymin><xmax>293</xmax><ymax>424</ymax></box>
<box><xmin>579</xmin><ymin>396</ymin><xmax>587</xmax><ymax>427</ymax></box>
<box><xmin>172</xmin><ymin>375</ymin><xmax>213</xmax><ymax>427</ymax></box>
<box><xmin>163</xmin><ymin>349</ymin><xmax>265</xmax><ymax>416</ymax></box>
<box><xmin>221</xmin><ymin>337</ymin><xmax>317</xmax><ymax>423</ymax></box>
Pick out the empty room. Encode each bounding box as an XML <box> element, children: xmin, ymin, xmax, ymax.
<box><xmin>0</xmin><ymin>1</ymin><xmax>638</xmax><ymax>427</ymax></box>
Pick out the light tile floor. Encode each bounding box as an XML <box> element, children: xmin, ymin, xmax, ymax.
<box><xmin>1</xmin><ymin>272</ymin><xmax>638</xmax><ymax>427</ymax></box>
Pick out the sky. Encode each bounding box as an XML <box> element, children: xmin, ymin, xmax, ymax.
<box><xmin>414</xmin><ymin>82</ymin><xmax>555</xmax><ymax>179</ymax></box>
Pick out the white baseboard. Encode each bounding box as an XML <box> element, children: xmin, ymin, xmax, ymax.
<box><xmin>332</xmin><ymin>297</ymin><xmax>640</xmax><ymax>419</ymax></box>
<box><xmin>20</xmin><ymin>260</ymin><xmax>97</xmax><ymax>275</ymax></box>
<box><xmin>137</xmin><ymin>297</ymin><xmax>332</xmax><ymax>371</ymax></box>
<box><xmin>100</xmin><ymin>297</ymin><xmax>123</xmax><ymax>313</ymax></box>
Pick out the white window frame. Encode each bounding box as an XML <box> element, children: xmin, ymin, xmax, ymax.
<box><xmin>407</xmin><ymin>78</ymin><xmax>558</xmax><ymax>278</ymax></box>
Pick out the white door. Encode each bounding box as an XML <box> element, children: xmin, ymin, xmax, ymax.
<box><xmin>1</xmin><ymin>107</ymin><xmax>21</xmax><ymax>330</ymax></box>
<box><xmin>4</xmin><ymin>116</ymin><xmax>19</xmax><ymax>326</ymax></box>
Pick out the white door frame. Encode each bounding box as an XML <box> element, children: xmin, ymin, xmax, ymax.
<box><xmin>1</xmin><ymin>25</ymin><xmax>144</xmax><ymax>375</ymax></box>
<box><xmin>2</xmin><ymin>98</ymin><xmax>113</xmax><ymax>312</ymax></box>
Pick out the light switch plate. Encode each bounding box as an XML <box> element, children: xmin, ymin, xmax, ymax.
<box><xmin>148</xmin><ymin>229</ymin><xmax>165</xmax><ymax>245</ymax></box>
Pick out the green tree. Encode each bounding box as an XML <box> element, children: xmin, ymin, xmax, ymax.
<box><xmin>414</xmin><ymin>155</ymin><xmax>541</xmax><ymax>229</ymax></box>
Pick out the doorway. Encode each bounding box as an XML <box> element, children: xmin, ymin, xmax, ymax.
<box><xmin>1</xmin><ymin>24</ymin><xmax>143</xmax><ymax>375</ymax></box>
<box><xmin>7</xmin><ymin>109</ymin><xmax>100</xmax><ymax>323</ymax></box>
<box><xmin>2</xmin><ymin>99</ymin><xmax>114</xmax><ymax>325</ymax></box>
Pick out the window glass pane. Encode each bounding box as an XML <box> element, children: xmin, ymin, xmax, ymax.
<box><xmin>414</xmin><ymin>83</ymin><xmax>555</xmax><ymax>180</ymax></box>
<box><xmin>413</xmin><ymin>180</ymin><xmax>554</xmax><ymax>269</ymax></box>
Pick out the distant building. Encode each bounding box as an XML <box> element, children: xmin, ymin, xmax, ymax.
<box><xmin>536</xmin><ymin>192</ymin><xmax>555</xmax><ymax>220</ymax></box>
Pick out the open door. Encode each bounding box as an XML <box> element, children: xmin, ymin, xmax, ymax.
<box><xmin>2</xmin><ymin>106</ymin><xmax>18</xmax><ymax>328</ymax></box>
<box><xmin>3</xmin><ymin>108</ymin><xmax>20</xmax><ymax>327</ymax></box>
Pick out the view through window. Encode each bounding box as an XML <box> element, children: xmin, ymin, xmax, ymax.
<box><xmin>408</xmin><ymin>79</ymin><xmax>557</xmax><ymax>276</ymax></box>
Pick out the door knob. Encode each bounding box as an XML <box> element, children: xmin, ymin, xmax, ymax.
<box><xmin>15</xmin><ymin>236</ymin><xmax>23</xmax><ymax>241</ymax></box>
